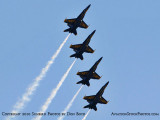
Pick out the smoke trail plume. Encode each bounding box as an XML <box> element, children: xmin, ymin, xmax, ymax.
<box><xmin>58</xmin><ymin>85</ymin><xmax>84</xmax><ymax>120</ymax></box>
<box><xmin>33</xmin><ymin>59</ymin><xmax>76</xmax><ymax>120</ymax></box>
<box><xmin>82</xmin><ymin>109</ymin><xmax>91</xmax><ymax>120</ymax></box>
<box><xmin>7</xmin><ymin>34</ymin><xmax>71</xmax><ymax>120</ymax></box>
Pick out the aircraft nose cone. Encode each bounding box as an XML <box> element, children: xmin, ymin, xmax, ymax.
<box><xmin>90</xmin><ymin>30</ymin><xmax>96</xmax><ymax>36</ymax></box>
<box><xmin>104</xmin><ymin>81</ymin><xmax>109</xmax><ymax>87</ymax></box>
<box><xmin>93</xmin><ymin>30</ymin><xmax>96</xmax><ymax>34</ymax></box>
<box><xmin>102</xmin><ymin>81</ymin><xmax>109</xmax><ymax>90</ymax></box>
<box><xmin>106</xmin><ymin>81</ymin><xmax>109</xmax><ymax>85</ymax></box>
<box><xmin>86</xmin><ymin>4</ymin><xmax>91</xmax><ymax>10</ymax></box>
<box><xmin>99</xmin><ymin>57</ymin><xmax>103</xmax><ymax>61</ymax></box>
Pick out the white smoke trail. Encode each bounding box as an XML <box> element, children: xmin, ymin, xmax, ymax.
<box><xmin>33</xmin><ymin>59</ymin><xmax>76</xmax><ymax>120</ymax></box>
<box><xmin>58</xmin><ymin>85</ymin><xmax>84</xmax><ymax>120</ymax></box>
<box><xmin>7</xmin><ymin>34</ymin><xmax>71</xmax><ymax>120</ymax></box>
<box><xmin>82</xmin><ymin>109</ymin><xmax>91</xmax><ymax>120</ymax></box>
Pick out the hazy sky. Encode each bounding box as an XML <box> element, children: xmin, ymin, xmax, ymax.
<box><xmin>0</xmin><ymin>0</ymin><xmax>160</xmax><ymax>120</ymax></box>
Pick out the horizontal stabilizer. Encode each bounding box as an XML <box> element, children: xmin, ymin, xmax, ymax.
<box><xmin>76</xmin><ymin>80</ymin><xmax>84</xmax><ymax>84</ymax></box>
<box><xmin>70</xmin><ymin>53</ymin><xmax>83</xmax><ymax>60</ymax></box>
<box><xmin>84</xmin><ymin>105</ymin><xmax>90</xmax><ymax>108</ymax></box>
<box><xmin>64</xmin><ymin>28</ymin><xmax>77</xmax><ymax>35</ymax></box>
<box><xmin>93</xmin><ymin>106</ymin><xmax>97</xmax><ymax>111</ymax></box>
<box><xmin>73</xmin><ymin>30</ymin><xmax>77</xmax><ymax>35</ymax></box>
<box><xmin>79</xmin><ymin>54</ymin><xmax>83</xmax><ymax>60</ymax></box>
<box><xmin>64</xmin><ymin>28</ymin><xmax>70</xmax><ymax>32</ymax></box>
<box><xmin>70</xmin><ymin>54</ymin><xmax>76</xmax><ymax>58</ymax></box>
<box><xmin>83</xmin><ymin>105</ymin><xmax>97</xmax><ymax>111</ymax></box>
<box><xmin>76</xmin><ymin>81</ymin><xmax>82</xmax><ymax>84</ymax></box>
<box><xmin>77</xmin><ymin>80</ymin><xmax>90</xmax><ymax>86</ymax></box>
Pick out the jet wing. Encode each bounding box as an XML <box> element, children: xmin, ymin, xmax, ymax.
<box><xmin>83</xmin><ymin>95</ymin><xmax>95</xmax><ymax>101</ymax></box>
<box><xmin>70</xmin><ymin>44</ymin><xmax>82</xmax><ymax>51</ymax></box>
<box><xmin>91</xmin><ymin>72</ymin><xmax>101</xmax><ymax>79</ymax></box>
<box><xmin>79</xmin><ymin>20</ymin><xmax>88</xmax><ymax>29</ymax></box>
<box><xmin>77</xmin><ymin>71</ymin><xmax>89</xmax><ymax>77</ymax></box>
<box><xmin>64</xmin><ymin>18</ymin><xmax>76</xmax><ymax>24</ymax></box>
<box><xmin>99</xmin><ymin>97</ymin><xmax>108</xmax><ymax>104</ymax></box>
<box><xmin>85</xmin><ymin>46</ymin><xmax>94</xmax><ymax>53</ymax></box>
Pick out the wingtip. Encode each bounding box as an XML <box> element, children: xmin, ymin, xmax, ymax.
<box><xmin>99</xmin><ymin>76</ymin><xmax>103</xmax><ymax>79</ymax></box>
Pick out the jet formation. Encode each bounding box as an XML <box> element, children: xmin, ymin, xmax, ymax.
<box><xmin>64</xmin><ymin>4</ymin><xmax>110</xmax><ymax>112</ymax></box>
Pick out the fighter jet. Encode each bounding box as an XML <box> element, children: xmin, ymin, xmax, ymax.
<box><xmin>83</xmin><ymin>81</ymin><xmax>109</xmax><ymax>111</ymax></box>
<box><xmin>76</xmin><ymin>57</ymin><xmax>103</xmax><ymax>86</ymax></box>
<box><xmin>64</xmin><ymin>4</ymin><xmax>91</xmax><ymax>35</ymax></box>
<box><xmin>70</xmin><ymin>30</ymin><xmax>96</xmax><ymax>60</ymax></box>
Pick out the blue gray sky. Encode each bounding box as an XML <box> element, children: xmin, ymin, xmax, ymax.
<box><xmin>0</xmin><ymin>0</ymin><xmax>160</xmax><ymax>120</ymax></box>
